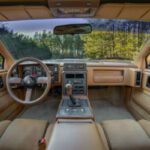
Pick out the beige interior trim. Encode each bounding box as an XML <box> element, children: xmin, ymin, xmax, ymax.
<box><xmin>118</xmin><ymin>4</ymin><xmax>150</xmax><ymax>20</ymax></box>
<box><xmin>135</xmin><ymin>39</ymin><xmax>150</xmax><ymax>69</ymax></box>
<box><xmin>126</xmin><ymin>68</ymin><xmax>142</xmax><ymax>87</ymax></box>
<box><xmin>0</xmin><ymin>14</ymin><xmax>7</xmax><ymax>20</ymax></box>
<box><xmin>132</xmin><ymin>89</ymin><xmax>150</xmax><ymax>114</ymax></box>
<box><xmin>87</xmin><ymin>66</ymin><xmax>142</xmax><ymax>87</ymax></box>
<box><xmin>96</xmin><ymin>3</ymin><xmax>150</xmax><ymax>20</ymax></box>
<box><xmin>0</xmin><ymin>41</ymin><xmax>14</xmax><ymax>70</ymax></box>
<box><xmin>139</xmin><ymin>120</ymin><xmax>150</xmax><ymax>137</ymax></box>
<box><xmin>0</xmin><ymin>120</ymin><xmax>11</xmax><ymax>137</ymax></box>
<box><xmin>26</xmin><ymin>6</ymin><xmax>51</xmax><ymax>19</ymax></box>
<box><xmin>0</xmin><ymin>3</ymin><xmax>150</xmax><ymax>21</ymax></box>
<box><xmin>93</xmin><ymin>70</ymin><xmax>124</xmax><ymax>83</ymax></box>
<box><xmin>96</xmin><ymin>4</ymin><xmax>123</xmax><ymax>18</ymax></box>
<box><xmin>47</xmin><ymin>119</ymin><xmax>108</xmax><ymax>150</ymax></box>
<box><xmin>0</xmin><ymin>6</ymin><xmax>52</xmax><ymax>21</ymax></box>
<box><xmin>142</xmin><ymin>71</ymin><xmax>150</xmax><ymax>92</ymax></box>
<box><xmin>128</xmin><ymin>100</ymin><xmax>150</xmax><ymax>120</ymax></box>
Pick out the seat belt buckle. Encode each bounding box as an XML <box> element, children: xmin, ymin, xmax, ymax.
<box><xmin>38</xmin><ymin>138</ymin><xmax>46</xmax><ymax>150</ymax></box>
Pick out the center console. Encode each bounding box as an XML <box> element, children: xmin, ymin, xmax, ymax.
<box><xmin>56</xmin><ymin>63</ymin><xmax>94</xmax><ymax>119</ymax></box>
<box><xmin>47</xmin><ymin>119</ymin><xmax>106</xmax><ymax>150</ymax></box>
<box><xmin>49</xmin><ymin>64</ymin><xmax>101</xmax><ymax>150</ymax></box>
<box><xmin>62</xmin><ymin>63</ymin><xmax>87</xmax><ymax>95</ymax></box>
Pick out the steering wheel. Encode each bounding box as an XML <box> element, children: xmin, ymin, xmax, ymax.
<box><xmin>6</xmin><ymin>57</ymin><xmax>51</xmax><ymax>105</ymax></box>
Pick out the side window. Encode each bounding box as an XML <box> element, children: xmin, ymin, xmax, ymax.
<box><xmin>146</xmin><ymin>54</ymin><xmax>150</xmax><ymax>69</ymax></box>
<box><xmin>0</xmin><ymin>55</ymin><xmax>4</xmax><ymax>70</ymax></box>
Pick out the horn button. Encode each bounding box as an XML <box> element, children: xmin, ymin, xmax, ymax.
<box><xmin>23</xmin><ymin>75</ymin><xmax>36</xmax><ymax>88</ymax></box>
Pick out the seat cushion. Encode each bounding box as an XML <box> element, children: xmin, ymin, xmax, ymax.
<box><xmin>101</xmin><ymin>119</ymin><xmax>150</xmax><ymax>150</ymax></box>
<box><xmin>0</xmin><ymin>119</ymin><xmax>48</xmax><ymax>150</ymax></box>
<box><xmin>0</xmin><ymin>120</ymin><xmax>11</xmax><ymax>137</ymax></box>
<box><xmin>45</xmin><ymin>124</ymin><xmax>54</xmax><ymax>143</ymax></box>
<box><xmin>139</xmin><ymin>120</ymin><xmax>150</xmax><ymax>138</ymax></box>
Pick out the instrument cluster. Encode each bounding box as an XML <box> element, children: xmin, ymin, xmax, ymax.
<box><xmin>18</xmin><ymin>64</ymin><xmax>59</xmax><ymax>83</ymax></box>
<box><xmin>22</xmin><ymin>65</ymin><xmax>45</xmax><ymax>78</ymax></box>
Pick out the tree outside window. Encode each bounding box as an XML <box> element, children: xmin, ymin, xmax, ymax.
<box><xmin>0</xmin><ymin>55</ymin><xmax>4</xmax><ymax>70</ymax></box>
<box><xmin>146</xmin><ymin>54</ymin><xmax>150</xmax><ymax>69</ymax></box>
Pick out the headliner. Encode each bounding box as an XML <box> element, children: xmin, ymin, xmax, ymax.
<box><xmin>0</xmin><ymin>0</ymin><xmax>150</xmax><ymax>6</ymax></box>
<box><xmin>0</xmin><ymin>0</ymin><xmax>150</xmax><ymax>21</ymax></box>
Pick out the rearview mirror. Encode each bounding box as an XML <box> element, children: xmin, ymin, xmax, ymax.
<box><xmin>54</xmin><ymin>24</ymin><xmax>92</xmax><ymax>35</ymax></box>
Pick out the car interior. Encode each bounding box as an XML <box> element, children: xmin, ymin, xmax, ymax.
<box><xmin>0</xmin><ymin>0</ymin><xmax>150</xmax><ymax>150</ymax></box>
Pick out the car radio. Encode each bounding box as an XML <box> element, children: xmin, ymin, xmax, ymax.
<box><xmin>62</xmin><ymin>63</ymin><xmax>87</xmax><ymax>95</ymax></box>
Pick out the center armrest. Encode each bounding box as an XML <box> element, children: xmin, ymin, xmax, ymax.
<box><xmin>46</xmin><ymin>119</ymin><xmax>108</xmax><ymax>150</ymax></box>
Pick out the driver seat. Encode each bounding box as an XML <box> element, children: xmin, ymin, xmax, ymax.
<box><xmin>0</xmin><ymin>119</ymin><xmax>52</xmax><ymax>150</ymax></box>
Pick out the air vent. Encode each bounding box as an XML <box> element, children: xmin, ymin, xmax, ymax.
<box><xmin>64</xmin><ymin>63</ymin><xmax>86</xmax><ymax>71</ymax></box>
<box><xmin>135</xmin><ymin>71</ymin><xmax>142</xmax><ymax>86</ymax></box>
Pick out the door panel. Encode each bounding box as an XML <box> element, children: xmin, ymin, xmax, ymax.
<box><xmin>142</xmin><ymin>71</ymin><xmax>150</xmax><ymax>92</ymax></box>
<box><xmin>0</xmin><ymin>71</ymin><xmax>23</xmax><ymax>121</ymax></box>
<box><xmin>128</xmin><ymin>70</ymin><xmax>150</xmax><ymax>120</ymax></box>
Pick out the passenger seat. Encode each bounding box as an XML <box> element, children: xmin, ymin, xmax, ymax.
<box><xmin>101</xmin><ymin>119</ymin><xmax>150</xmax><ymax>150</ymax></box>
<box><xmin>139</xmin><ymin>120</ymin><xmax>150</xmax><ymax>138</ymax></box>
<box><xmin>0</xmin><ymin>119</ymin><xmax>51</xmax><ymax>150</ymax></box>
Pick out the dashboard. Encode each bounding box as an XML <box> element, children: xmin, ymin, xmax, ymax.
<box><xmin>10</xmin><ymin>60</ymin><xmax>141</xmax><ymax>88</ymax></box>
<box><xmin>10</xmin><ymin>63</ymin><xmax>60</xmax><ymax>84</ymax></box>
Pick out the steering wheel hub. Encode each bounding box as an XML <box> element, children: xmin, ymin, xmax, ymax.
<box><xmin>23</xmin><ymin>75</ymin><xmax>36</xmax><ymax>88</ymax></box>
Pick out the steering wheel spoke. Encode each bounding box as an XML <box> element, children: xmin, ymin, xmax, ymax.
<box><xmin>36</xmin><ymin>77</ymin><xmax>48</xmax><ymax>84</ymax></box>
<box><xmin>25</xmin><ymin>88</ymin><xmax>32</xmax><ymax>102</ymax></box>
<box><xmin>6</xmin><ymin>57</ymin><xmax>51</xmax><ymax>105</ymax></box>
<box><xmin>8</xmin><ymin>77</ymin><xmax>22</xmax><ymax>84</ymax></box>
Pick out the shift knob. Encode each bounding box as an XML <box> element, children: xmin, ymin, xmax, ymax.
<box><xmin>65</xmin><ymin>83</ymin><xmax>81</xmax><ymax>107</ymax></box>
<box><xmin>65</xmin><ymin>83</ymin><xmax>73</xmax><ymax>96</ymax></box>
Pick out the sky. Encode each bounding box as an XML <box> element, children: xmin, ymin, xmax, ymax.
<box><xmin>0</xmin><ymin>18</ymin><xmax>89</xmax><ymax>37</ymax></box>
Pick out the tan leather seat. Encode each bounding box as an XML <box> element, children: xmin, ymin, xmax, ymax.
<box><xmin>0</xmin><ymin>120</ymin><xmax>11</xmax><ymax>137</ymax></box>
<box><xmin>0</xmin><ymin>119</ymin><xmax>49</xmax><ymax>150</ymax></box>
<box><xmin>139</xmin><ymin>120</ymin><xmax>150</xmax><ymax>138</ymax></box>
<box><xmin>101</xmin><ymin>119</ymin><xmax>150</xmax><ymax>150</ymax></box>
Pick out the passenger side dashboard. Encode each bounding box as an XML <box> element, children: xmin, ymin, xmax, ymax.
<box><xmin>87</xmin><ymin>65</ymin><xmax>142</xmax><ymax>87</ymax></box>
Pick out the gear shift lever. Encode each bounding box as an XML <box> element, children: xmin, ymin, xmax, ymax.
<box><xmin>65</xmin><ymin>83</ymin><xmax>76</xmax><ymax>105</ymax></box>
<box><xmin>65</xmin><ymin>83</ymin><xmax>81</xmax><ymax>107</ymax></box>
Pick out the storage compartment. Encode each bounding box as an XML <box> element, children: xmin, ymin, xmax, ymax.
<box><xmin>93</xmin><ymin>70</ymin><xmax>124</xmax><ymax>83</ymax></box>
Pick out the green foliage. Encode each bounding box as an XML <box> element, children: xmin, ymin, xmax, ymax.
<box><xmin>81</xmin><ymin>30</ymin><xmax>150</xmax><ymax>60</ymax></box>
<box><xmin>33</xmin><ymin>31</ymin><xmax>84</xmax><ymax>59</ymax></box>
<box><xmin>0</xmin><ymin>28</ymin><xmax>52</xmax><ymax>60</ymax></box>
<box><xmin>0</xmin><ymin>55</ymin><xmax>4</xmax><ymax>69</ymax></box>
<box><xmin>1</xmin><ymin>26</ymin><xmax>150</xmax><ymax>61</ymax></box>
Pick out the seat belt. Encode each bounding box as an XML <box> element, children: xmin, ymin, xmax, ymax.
<box><xmin>38</xmin><ymin>122</ymin><xmax>49</xmax><ymax>150</ymax></box>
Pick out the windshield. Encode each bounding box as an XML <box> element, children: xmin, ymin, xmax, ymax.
<box><xmin>0</xmin><ymin>18</ymin><xmax>150</xmax><ymax>61</ymax></box>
